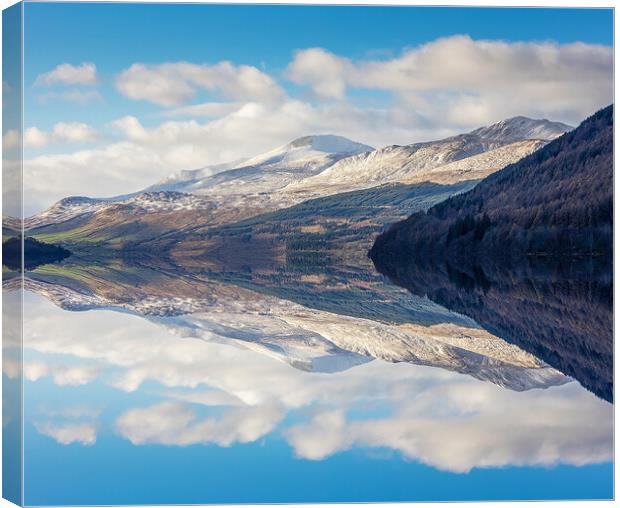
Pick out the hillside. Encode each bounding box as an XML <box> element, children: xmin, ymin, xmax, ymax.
<box><xmin>370</xmin><ymin>105</ymin><xmax>612</xmax><ymax>263</ymax></box>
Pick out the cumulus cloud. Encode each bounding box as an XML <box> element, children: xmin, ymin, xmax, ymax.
<box><xmin>38</xmin><ymin>89</ymin><xmax>103</xmax><ymax>104</ymax></box>
<box><xmin>115</xmin><ymin>62</ymin><xmax>284</xmax><ymax>106</ymax></box>
<box><xmin>284</xmin><ymin>383</ymin><xmax>613</xmax><ymax>473</ymax></box>
<box><xmin>163</xmin><ymin>389</ymin><xmax>246</xmax><ymax>407</ymax></box>
<box><xmin>2</xmin><ymin>129</ymin><xmax>20</xmax><ymax>150</ymax></box>
<box><xmin>24</xmin><ymin>360</ymin><xmax>100</xmax><ymax>386</ymax></box>
<box><xmin>161</xmin><ymin>101</ymin><xmax>243</xmax><ymax>118</ymax></box>
<box><xmin>22</xmin><ymin>122</ymin><xmax>99</xmax><ymax>148</ymax></box>
<box><xmin>35</xmin><ymin>422</ymin><xmax>97</xmax><ymax>445</ymax></box>
<box><xmin>285</xmin><ymin>48</ymin><xmax>350</xmax><ymax>99</ymax></box>
<box><xmin>286</xmin><ymin>36</ymin><xmax>613</xmax><ymax>127</ymax></box>
<box><xmin>41</xmin><ymin>405</ymin><xmax>102</xmax><ymax>419</ymax></box>
<box><xmin>35</xmin><ymin>62</ymin><xmax>98</xmax><ymax>86</ymax></box>
<box><xmin>116</xmin><ymin>401</ymin><xmax>282</xmax><ymax>446</ymax></box>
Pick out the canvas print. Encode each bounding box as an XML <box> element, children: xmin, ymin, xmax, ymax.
<box><xmin>1</xmin><ymin>2</ymin><xmax>614</xmax><ymax>505</ymax></box>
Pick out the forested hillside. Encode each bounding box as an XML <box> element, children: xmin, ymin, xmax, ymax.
<box><xmin>370</xmin><ymin>105</ymin><xmax>613</xmax><ymax>263</ymax></box>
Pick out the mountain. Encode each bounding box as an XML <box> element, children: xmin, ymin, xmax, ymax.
<box><xmin>283</xmin><ymin>116</ymin><xmax>570</xmax><ymax>196</ymax></box>
<box><xmin>13</xmin><ymin>118</ymin><xmax>566</xmax><ymax>254</ymax></box>
<box><xmin>146</xmin><ymin>134</ymin><xmax>373</xmax><ymax>195</ymax></box>
<box><xmin>369</xmin><ymin>105</ymin><xmax>612</xmax><ymax>263</ymax></box>
<box><xmin>468</xmin><ymin>116</ymin><xmax>572</xmax><ymax>143</ymax></box>
<box><xmin>149</xmin><ymin>116</ymin><xmax>568</xmax><ymax>207</ymax></box>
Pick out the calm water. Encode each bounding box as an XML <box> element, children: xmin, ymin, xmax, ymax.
<box><xmin>3</xmin><ymin>257</ymin><xmax>614</xmax><ymax>504</ymax></box>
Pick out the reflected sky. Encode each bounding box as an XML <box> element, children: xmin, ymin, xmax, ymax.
<box><xmin>16</xmin><ymin>290</ymin><xmax>613</xmax><ymax>505</ymax></box>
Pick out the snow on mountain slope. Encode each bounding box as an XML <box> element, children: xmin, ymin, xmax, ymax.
<box><xmin>284</xmin><ymin>117</ymin><xmax>570</xmax><ymax>196</ymax></box>
<box><xmin>136</xmin><ymin>117</ymin><xmax>569</xmax><ymax>220</ymax></box>
<box><xmin>147</xmin><ymin>134</ymin><xmax>373</xmax><ymax>196</ymax></box>
<box><xmin>402</xmin><ymin>139</ymin><xmax>548</xmax><ymax>184</ymax></box>
<box><xmin>17</xmin><ymin>135</ymin><xmax>372</xmax><ymax>230</ymax></box>
<box><xmin>468</xmin><ymin>116</ymin><xmax>572</xmax><ymax>144</ymax></box>
<box><xmin>243</xmin><ymin>135</ymin><xmax>373</xmax><ymax>166</ymax></box>
<box><xmin>23</xmin><ymin>196</ymin><xmax>110</xmax><ymax>230</ymax></box>
<box><xmin>23</xmin><ymin>192</ymin><xmax>216</xmax><ymax>230</ymax></box>
<box><xmin>147</xmin><ymin>159</ymin><xmax>247</xmax><ymax>193</ymax></box>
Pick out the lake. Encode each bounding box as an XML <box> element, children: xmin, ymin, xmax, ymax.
<box><xmin>3</xmin><ymin>254</ymin><xmax>613</xmax><ymax>505</ymax></box>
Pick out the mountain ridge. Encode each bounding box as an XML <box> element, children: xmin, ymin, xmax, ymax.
<box><xmin>14</xmin><ymin>115</ymin><xmax>571</xmax><ymax>233</ymax></box>
<box><xmin>369</xmin><ymin>105</ymin><xmax>612</xmax><ymax>263</ymax></box>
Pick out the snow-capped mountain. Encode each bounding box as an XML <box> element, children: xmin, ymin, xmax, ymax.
<box><xmin>19</xmin><ymin>116</ymin><xmax>571</xmax><ymax>233</ymax></box>
<box><xmin>146</xmin><ymin>134</ymin><xmax>373</xmax><ymax>195</ymax></box>
<box><xmin>468</xmin><ymin>116</ymin><xmax>572</xmax><ymax>144</ymax></box>
<box><xmin>22</xmin><ymin>192</ymin><xmax>216</xmax><ymax>230</ymax></box>
<box><xmin>23</xmin><ymin>196</ymin><xmax>109</xmax><ymax>230</ymax></box>
<box><xmin>141</xmin><ymin>116</ymin><xmax>570</xmax><ymax>213</ymax></box>
<box><xmin>284</xmin><ymin>117</ymin><xmax>571</xmax><ymax>196</ymax></box>
<box><xmin>152</xmin><ymin>117</ymin><xmax>569</xmax><ymax>199</ymax></box>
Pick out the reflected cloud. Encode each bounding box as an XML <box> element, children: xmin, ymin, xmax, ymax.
<box><xmin>116</xmin><ymin>401</ymin><xmax>283</xmax><ymax>447</ymax></box>
<box><xmin>21</xmin><ymin>291</ymin><xmax>613</xmax><ymax>474</ymax></box>
<box><xmin>35</xmin><ymin>422</ymin><xmax>97</xmax><ymax>446</ymax></box>
<box><xmin>285</xmin><ymin>382</ymin><xmax>612</xmax><ymax>473</ymax></box>
<box><xmin>24</xmin><ymin>360</ymin><xmax>100</xmax><ymax>386</ymax></box>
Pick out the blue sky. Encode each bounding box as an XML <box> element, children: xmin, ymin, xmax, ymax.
<box><xmin>5</xmin><ymin>4</ymin><xmax>614</xmax><ymax>213</ymax></box>
<box><xmin>23</xmin><ymin>4</ymin><xmax>613</xmax><ymax>129</ymax></box>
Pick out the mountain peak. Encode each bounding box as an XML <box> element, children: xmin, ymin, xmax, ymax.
<box><xmin>470</xmin><ymin>116</ymin><xmax>573</xmax><ymax>143</ymax></box>
<box><xmin>284</xmin><ymin>134</ymin><xmax>373</xmax><ymax>154</ymax></box>
<box><xmin>238</xmin><ymin>134</ymin><xmax>373</xmax><ymax>168</ymax></box>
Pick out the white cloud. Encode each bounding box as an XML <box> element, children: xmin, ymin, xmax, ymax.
<box><xmin>41</xmin><ymin>405</ymin><xmax>102</xmax><ymax>420</ymax></box>
<box><xmin>115</xmin><ymin>62</ymin><xmax>284</xmax><ymax>106</ymax></box>
<box><xmin>161</xmin><ymin>101</ymin><xmax>243</xmax><ymax>118</ymax></box>
<box><xmin>286</xmin><ymin>36</ymin><xmax>613</xmax><ymax>127</ymax></box>
<box><xmin>116</xmin><ymin>401</ymin><xmax>282</xmax><ymax>446</ymax></box>
<box><xmin>2</xmin><ymin>129</ymin><xmax>20</xmax><ymax>150</ymax></box>
<box><xmin>285</xmin><ymin>48</ymin><xmax>350</xmax><ymax>99</ymax></box>
<box><xmin>35</xmin><ymin>62</ymin><xmax>98</xmax><ymax>86</ymax></box>
<box><xmin>284</xmin><ymin>383</ymin><xmax>613</xmax><ymax>473</ymax></box>
<box><xmin>35</xmin><ymin>422</ymin><xmax>97</xmax><ymax>445</ymax></box>
<box><xmin>22</xmin><ymin>122</ymin><xmax>99</xmax><ymax>148</ymax></box>
<box><xmin>23</xmin><ymin>127</ymin><xmax>49</xmax><ymax>148</ymax></box>
<box><xmin>38</xmin><ymin>89</ymin><xmax>103</xmax><ymax>104</ymax></box>
<box><xmin>24</xmin><ymin>360</ymin><xmax>100</xmax><ymax>386</ymax></box>
<box><xmin>163</xmin><ymin>389</ymin><xmax>246</xmax><ymax>407</ymax></box>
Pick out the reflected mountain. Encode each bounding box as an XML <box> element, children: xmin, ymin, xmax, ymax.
<box><xmin>371</xmin><ymin>255</ymin><xmax>612</xmax><ymax>402</ymax></box>
<box><xmin>3</xmin><ymin>255</ymin><xmax>570</xmax><ymax>392</ymax></box>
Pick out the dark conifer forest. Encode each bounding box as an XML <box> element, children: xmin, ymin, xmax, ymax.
<box><xmin>370</xmin><ymin>105</ymin><xmax>613</xmax><ymax>264</ymax></box>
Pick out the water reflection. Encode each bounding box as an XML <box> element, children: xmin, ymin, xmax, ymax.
<box><xmin>17</xmin><ymin>291</ymin><xmax>613</xmax><ymax>474</ymax></box>
<box><xmin>2</xmin><ymin>253</ymin><xmax>613</xmax><ymax>502</ymax></box>
<box><xmin>371</xmin><ymin>254</ymin><xmax>613</xmax><ymax>402</ymax></box>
